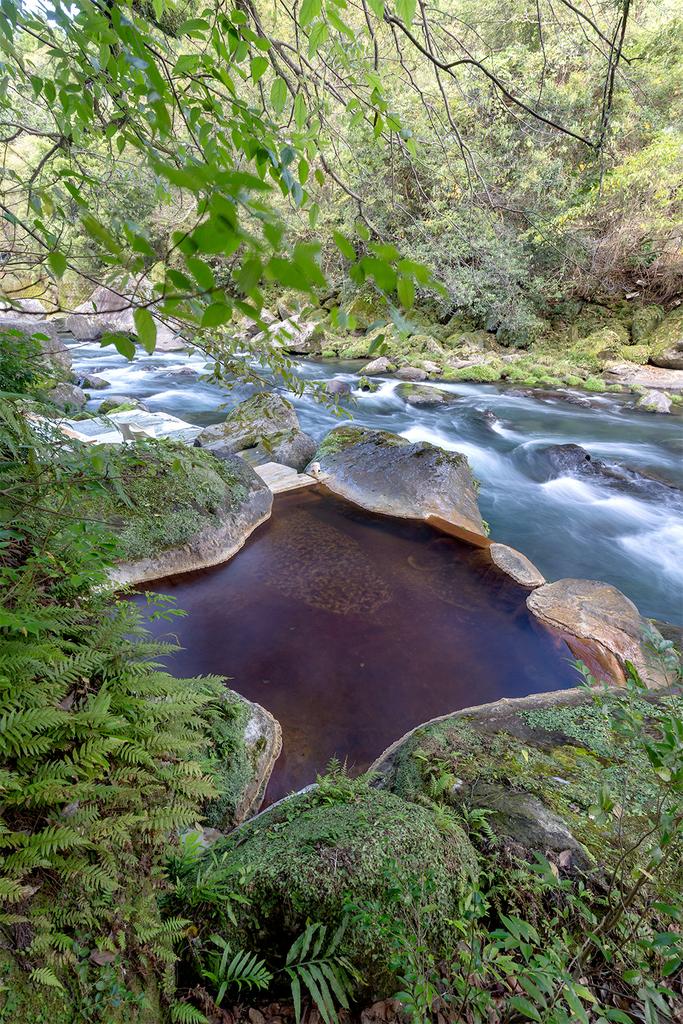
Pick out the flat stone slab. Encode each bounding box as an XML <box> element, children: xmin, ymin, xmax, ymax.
<box><xmin>603</xmin><ymin>361</ymin><xmax>683</xmax><ymax>391</ymax></box>
<box><xmin>254</xmin><ymin>461</ymin><xmax>317</xmax><ymax>493</ymax></box>
<box><xmin>527</xmin><ymin>578</ymin><xmax>668</xmax><ymax>688</ymax></box>
<box><xmin>60</xmin><ymin>410</ymin><xmax>203</xmax><ymax>445</ymax></box>
<box><xmin>489</xmin><ymin>542</ymin><xmax>545</xmax><ymax>588</ymax></box>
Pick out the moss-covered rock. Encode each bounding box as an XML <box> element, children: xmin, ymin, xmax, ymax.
<box><xmin>569</xmin><ymin>325</ymin><xmax>629</xmax><ymax>368</ymax></box>
<box><xmin>631</xmin><ymin>304</ymin><xmax>664</xmax><ymax>343</ymax></box>
<box><xmin>84</xmin><ymin>440</ymin><xmax>272</xmax><ymax>585</ymax></box>
<box><xmin>197</xmin><ymin>392</ymin><xmax>300</xmax><ymax>454</ymax></box>
<box><xmin>372</xmin><ymin>687</ymin><xmax>683</xmax><ymax>880</ymax></box>
<box><xmin>310</xmin><ymin>425</ymin><xmax>486</xmax><ymax>541</ymax></box>
<box><xmin>649</xmin><ymin>306</ymin><xmax>683</xmax><ymax>369</ymax></box>
<box><xmin>446</xmin><ymin>362</ymin><xmax>504</xmax><ymax>383</ymax></box>
<box><xmin>210</xmin><ymin>785</ymin><xmax>478</xmax><ymax>992</ymax></box>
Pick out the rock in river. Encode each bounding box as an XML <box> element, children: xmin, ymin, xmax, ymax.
<box><xmin>196</xmin><ymin>392</ymin><xmax>300</xmax><ymax>455</ymax></box>
<box><xmin>309</xmin><ymin>425</ymin><xmax>487</xmax><ymax>543</ymax></box>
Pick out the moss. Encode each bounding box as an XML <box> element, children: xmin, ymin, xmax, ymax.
<box><xmin>211</xmin><ymin>785</ymin><xmax>478</xmax><ymax>991</ymax></box>
<box><xmin>449</xmin><ymin>362</ymin><xmax>503</xmax><ymax>383</ymax></box>
<box><xmin>631</xmin><ymin>304</ymin><xmax>664</xmax><ymax>343</ymax></box>
<box><xmin>203</xmin><ymin>692</ymin><xmax>253</xmax><ymax>829</ymax></box>
<box><xmin>382</xmin><ymin>693</ymin><xmax>683</xmax><ymax>876</ymax></box>
<box><xmin>316</xmin><ymin>425</ymin><xmax>405</xmax><ymax>458</ymax></box>
<box><xmin>620</xmin><ymin>343</ymin><xmax>651</xmax><ymax>364</ymax></box>
<box><xmin>582</xmin><ymin>375</ymin><xmax>607</xmax><ymax>392</ymax></box>
<box><xmin>649</xmin><ymin>306</ymin><xmax>683</xmax><ymax>362</ymax></box>
<box><xmin>81</xmin><ymin>439</ymin><xmax>250</xmax><ymax>562</ymax></box>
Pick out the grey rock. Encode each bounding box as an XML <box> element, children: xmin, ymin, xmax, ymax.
<box><xmin>251</xmin><ymin>428</ymin><xmax>317</xmax><ymax>472</ymax></box>
<box><xmin>309</xmin><ymin>425</ymin><xmax>486</xmax><ymax>541</ymax></box>
<box><xmin>66</xmin><ymin>283</ymin><xmax>186</xmax><ymax>350</ymax></box>
<box><xmin>636</xmin><ymin>389</ymin><xmax>672</xmax><ymax>414</ymax></box>
<box><xmin>325</xmin><ymin>378</ymin><xmax>353</xmax><ymax>396</ymax></box>
<box><xmin>396</xmin><ymin>383</ymin><xmax>453</xmax><ymax>407</ymax></box>
<box><xmin>0</xmin><ymin>315</ymin><xmax>71</xmax><ymax>371</ymax></box>
<box><xmin>197</xmin><ymin>391</ymin><xmax>300</xmax><ymax>454</ymax></box>
<box><xmin>76</xmin><ymin>373</ymin><xmax>109</xmax><ymax>390</ymax></box>
<box><xmin>395</xmin><ymin>365</ymin><xmax>428</xmax><ymax>381</ymax></box>
<box><xmin>98</xmin><ymin>395</ymin><xmax>147</xmax><ymax>414</ymax></box>
<box><xmin>46</xmin><ymin>382</ymin><xmax>86</xmax><ymax>410</ymax></box>
<box><xmin>362</xmin><ymin>356</ymin><xmax>395</xmax><ymax>375</ymax></box>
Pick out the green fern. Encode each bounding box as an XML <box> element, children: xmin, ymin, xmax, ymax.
<box><xmin>202</xmin><ymin>935</ymin><xmax>273</xmax><ymax>1004</ymax></box>
<box><xmin>283</xmin><ymin>921</ymin><xmax>359</xmax><ymax>1024</ymax></box>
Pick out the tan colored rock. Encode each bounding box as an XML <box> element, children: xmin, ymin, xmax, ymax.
<box><xmin>489</xmin><ymin>543</ymin><xmax>545</xmax><ymax>588</ymax></box>
<box><xmin>362</xmin><ymin>355</ymin><xmax>395</xmax><ymax>375</ymax></box>
<box><xmin>603</xmin><ymin>361</ymin><xmax>683</xmax><ymax>391</ymax></box>
<box><xmin>527</xmin><ymin>578</ymin><xmax>667</xmax><ymax>687</ymax></box>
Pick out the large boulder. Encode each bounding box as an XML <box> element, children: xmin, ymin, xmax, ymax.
<box><xmin>206</xmin><ymin>691</ymin><xmax>282</xmax><ymax>829</ymax></box>
<box><xmin>324</xmin><ymin>377</ymin><xmax>353</xmax><ymax>396</ymax></box>
<box><xmin>207</xmin><ymin>784</ymin><xmax>478</xmax><ymax>993</ymax></box>
<box><xmin>395</xmin><ymin>365</ymin><xmax>427</xmax><ymax>382</ymax></box>
<box><xmin>649</xmin><ymin>306</ymin><xmax>683</xmax><ymax>370</ymax></box>
<box><xmin>0</xmin><ymin>315</ymin><xmax>71</xmax><ymax>372</ymax></box>
<box><xmin>66</xmin><ymin>284</ymin><xmax>186</xmax><ymax>350</ymax></box>
<box><xmin>636</xmin><ymin>389</ymin><xmax>672</xmax><ymax>414</ymax></box>
<box><xmin>250</xmin><ymin>428</ymin><xmax>317</xmax><ymax>472</ymax></box>
<box><xmin>46</xmin><ymin>381</ymin><xmax>86</xmax><ymax>411</ymax></box>
<box><xmin>308</xmin><ymin>426</ymin><xmax>487</xmax><ymax>543</ymax></box>
<box><xmin>527</xmin><ymin>579</ymin><xmax>668</xmax><ymax>687</ymax></box>
<box><xmin>371</xmin><ymin>686</ymin><xmax>681</xmax><ymax>875</ymax></box>
<box><xmin>196</xmin><ymin>392</ymin><xmax>300</xmax><ymax>455</ymax></box>
<box><xmin>255</xmin><ymin>315</ymin><xmax>322</xmax><ymax>355</ymax></box>
<box><xmin>104</xmin><ymin>444</ymin><xmax>273</xmax><ymax>586</ymax></box>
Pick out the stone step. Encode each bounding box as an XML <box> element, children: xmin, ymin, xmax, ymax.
<box><xmin>254</xmin><ymin>461</ymin><xmax>317</xmax><ymax>493</ymax></box>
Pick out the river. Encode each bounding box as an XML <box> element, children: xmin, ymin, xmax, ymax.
<box><xmin>70</xmin><ymin>341</ymin><xmax>683</xmax><ymax>625</ymax></box>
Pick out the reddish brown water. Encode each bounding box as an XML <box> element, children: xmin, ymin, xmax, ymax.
<box><xmin>134</xmin><ymin>488</ymin><xmax>577</xmax><ymax>803</ymax></box>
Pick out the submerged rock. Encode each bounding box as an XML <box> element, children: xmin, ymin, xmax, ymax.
<box><xmin>76</xmin><ymin>373</ymin><xmax>109</xmax><ymax>390</ymax></box>
<box><xmin>396</xmin><ymin>383</ymin><xmax>454</xmax><ymax>407</ymax></box>
<box><xmin>107</xmin><ymin>445</ymin><xmax>272</xmax><ymax>585</ymax></box>
<box><xmin>309</xmin><ymin>425</ymin><xmax>486</xmax><ymax>543</ymax></box>
<box><xmin>98</xmin><ymin>395</ymin><xmax>148</xmax><ymax>414</ymax></box>
<box><xmin>325</xmin><ymin>377</ymin><xmax>353</xmax><ymax>396</ymax></box>
<box><xmin>197</xmin><ymin>392</ymin><xmax>299</xmax><ymax>455</ymax></box>
<box><xmin>527</xmin><ymin>578</ymin><xmax>667</xmax><ymax>687</ymax></box>
<box><xmin>489</xmin><ymin>542</ymin><xmax>545</xmax><ymax>588</ymax></box>
<box><xmin>516</xmin><ymin>442</ymin><xmax>682</xmax><ymax>505</ymax></box>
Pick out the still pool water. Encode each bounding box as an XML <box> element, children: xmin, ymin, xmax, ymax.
<box><xmin>134</xmin><ymin>489</ymin><xmax>579</xmax><ymax>803</ymax></box>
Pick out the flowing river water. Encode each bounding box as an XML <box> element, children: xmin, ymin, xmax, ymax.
<box><xmin>71</xmin><ymin>341</ymin><xmax>683</xmax><ymax>626</ymax></box>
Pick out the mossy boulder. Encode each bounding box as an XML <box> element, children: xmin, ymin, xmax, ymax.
<box><xmin>569</xmin><ymin>326</ymin><xmax>629</xmax><ymax>368</ymax></box>
<box><xmin>210</xmin><ymin>786</ymin><xmax>478</xmax><ymax>992</ymax></box>
<box><xmin>309</xmin><ymin>425</ymin><xmax>486</xmax><ymax>542</ymax></box>
<box><xmin>620</xmin><ymin>343</ymin><xmax>651</xmax><ymax>364</ymax></box>
<box><xmin>197</xmin><ymin>392</ymin><xmax>300</xmax><ymax>454</ymax></box>
<box><xmin>86</xmin><ymin>440</ymin><xmax>272</xmax><ymax>585</ymax></box>
<box><xmin>372</xmin><ymin>687</ymin><xmax>683</xmax><ymax>879</ymax></box>
<box><xmin>649</xmin><ymin>306</ymin><xmax>683</xmax><ymax>370</ymax></box>
<box><xmin>631</xmin><ymin>304</ymin><xmax>664</xmax><ymax>343</ymax></box>
<box><xmin>249</xmin><ymin>428</ymin><xmax>317</xmax><ymax>472</ymax></box>
<box><xmin>396</xmin><ymin>382</ymin><xmax>455</xmax><ymax>407</ymax></box>
<box><xmin>206</xmin><ymin>690</ymin><xmax>282</xmax><ymax>829</ymax></box>
<box><xmin>445</xmin><ymin>361</ymin><xmax>504</xmax><ymax>383</ymax></box>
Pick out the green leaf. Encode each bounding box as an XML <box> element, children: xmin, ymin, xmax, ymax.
<box><xmin>508</xmin><ymin>996</ymin><xmax>542</xmax><ymax>1022</ymax></box>
<box><xmin>294</xmin><ymin>93</ymin><xmax>307</xmax><ymax>129</ymax></box>
<box><xmin>397</xmin><ymin>275</ymin><xmax>414</xmax><ymax>309</ymax></box>
<box><xmin>366</xmin><ymin>0</ymin><xmax>384</xmax><ymax>17</ymax></box>
<box><xmin>47</xmin><ymin>251</ymin><xmax>67</xmax><ymax>278</ymax></box>
<box><xmin>308</xmin><ymin>21</ymin><xmax>329</xmax><ymax>55</ymax></box>
<box><xmin>299</xmin><ymin>0</ymin><xmax>322</xmax><ymax>27</ymax></box>
<box><xmin>100</xmin><ymin>332</ymin><xmax>135</xmax><ymax>360</ymax></box>
<box><xmin>563</xmin><ymin>987</ymin><xmax>590</xmax><ymax>1024</ymax></box>
<box><xmin>250</xmin><ymin>56</ymin><xmax>268</xmax><ymax>83</ymax></box>
<box><xmin>333</xmin><ymin>231</ymin><xmax>355</xmax><ymax>261</ymax></box>
<box><xmin>201</xmin><ymin>302</ymin><xmax>232</xmax><ymax>327</ymax></box>
<box><xmin>395</xmin><ymin>0</ymin><xmax>416</xmax><ymax>24</ymax></box>
<box><xmin>186</xmin><ymin>256</ymin><xmax>215</xmax><ymax>291</ymax></box>
<box><xmin>270</xmin><ymin>77</ymin><xmax>288</xmax><ymax>114</ymax></box>
<box><xmin>133</xmin><ymin>307</ymin><xmax>157</xmax><ymax>353</ymax></box>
